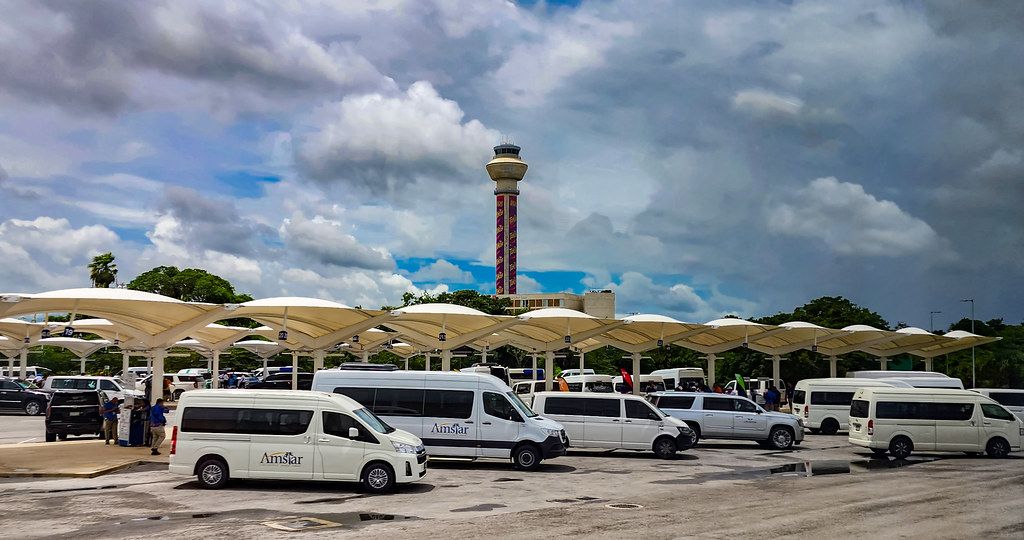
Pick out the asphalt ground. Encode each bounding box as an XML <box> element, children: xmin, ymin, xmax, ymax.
<box><xmin>1</xmin><ymin>410</ymin><xmax>1022</xmax><ymax>539</ymax></box>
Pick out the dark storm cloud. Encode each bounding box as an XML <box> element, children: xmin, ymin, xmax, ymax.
<box><xmin>158</xmin><ymin>185</ymin><xmax>275</xmax><ymax>257</ymax></box>
<box><xmin>282</xmin><ymin>214</ymin><xmax>395</xmax><ymax>271</ymax></box>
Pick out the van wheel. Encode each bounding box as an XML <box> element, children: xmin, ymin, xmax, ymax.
<box><xmin>45</xmin><ymin>432</ymin><xmax>56</xmax><ymax>442</ymax></box>
<box><xmin>889</xmin><ymin>436</ymin><xmax>913</xmax><ymax>459</ymax></box>
<box><xmin>58</xmin><ymin>433</ymin><xmax>68</xmax><ymax>441</ymax></box>
<box><xmin>820</xmin><ymin>418</ymin><xmax>840</xmax><ymax>436</ymax></box>
<box><xmin>870</xmin><ymin>448</ymin><xmax>888</xmax><ymax>456</ymax></box>
<box><xmin>197</xmin><ymin>458</ymin><xmax>229</xmax><ymax>489</ymax></box>
<box><xmin>986</xmin><ymin>438</ymin><xmax>1010</xmax><ymax>458</ymax></box>
<box><xmin>653</xmin><ymin>437</ymin><xmax>677</xmax><ymax>459</ymax></box>
<box><xmin>684</xmin><ymin>423</ymin><xmax>701</xmax><ymax>447</ymax></box>
<box><xmin>24</xmin><ymin>400</ymin><xmax>43</xmax><ymax>416</ymax></box>
<box><xmin>173</xmin><ymin>390</ymin><xmax>184</xmax><ymax>401</ymax></box>
<box><xmin>808</xmin><ymin>428</ymin><xmax>820</xmax><ymax>435</ymax></box>
<box><xmin>512</xmin><ymin>444</ymin><xmax>541</xmax><ymax>471</ymax></box>
<box><xmin>362</xmin><ymin>462</ymin><xmax>395</xmax><ymax>493</ymax></box>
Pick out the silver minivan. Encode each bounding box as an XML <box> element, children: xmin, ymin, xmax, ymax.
<box><xmin>649</xmin><ymin>391</ymin><xmax>804</xmax><ymax>450</ymax></box>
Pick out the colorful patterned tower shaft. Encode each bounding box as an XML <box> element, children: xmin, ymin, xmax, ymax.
<box><xmin>486</xmin><ymin>144</ymin><xmax>528</xmax><ymax>294</ymax></box>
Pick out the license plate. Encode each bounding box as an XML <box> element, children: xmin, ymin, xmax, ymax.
<box><xmin>69</xmin><ymin>411</ymin><xmax>81</xmax><ymax>417</ymax></box>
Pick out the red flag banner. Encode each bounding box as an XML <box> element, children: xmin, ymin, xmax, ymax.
<box><xmin>619</xmin><ymin>368</ymin><xmax>633</xmax><ymax>390</ymax></box>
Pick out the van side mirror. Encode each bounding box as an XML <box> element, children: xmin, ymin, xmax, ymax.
<box><xmin>348</xmin><ymin>427</ymin><xmax>359</xmax><ymax>439</ymax></box>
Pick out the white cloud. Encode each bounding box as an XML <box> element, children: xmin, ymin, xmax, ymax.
<box><xmin>0</xmin><ymin>217</ymin><xmax>120</xmax><ymax>290</ymax></box>
<box><xmin>278</xmin><ymin>266</ymin><xmax>426</xmax><ymax>309</ymax></box>
<box><xmin>280</xmin><ymin>212</ymin><xmax>395</xmax><ymax>270</ymax></box>
<box><xmin>732</xmin><ymin>89</ymin><xmax>803</xmax><ymax>117</ymax></box>
<box><xmin>767</xmin><ymin>177</ymin><xmax>953</xmax><ymax>259</ymax></box>
<box><xmin>297</xmin><ymin>81</ymin><xmax>498</xmax><ymax>181</ymax></box>
<box><xmin>407</xmin><ymin>259</ymin><xmax>474</xmax><ymax>283</ymax></box>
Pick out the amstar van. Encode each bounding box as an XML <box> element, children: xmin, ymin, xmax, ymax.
<box><xmin>791</xmin><ymin>378</ymin><xmax>900</xmax><ymax>434</ymax></box>
<box><xmin>848</xmin><ymin>387</ymin><xmax>1023</xmax><ymax>459</ymax></box>
<box><xmin>312</xmin><ymin>370</ymin><xmax>567</xmax><ymax>471</ymax></box>
<box><xmin>649</xmin><ymin>368</ymin><xmax>706</xmax><ymax>390</ymax></box>
<box><xmin>168</xmin><ymin>390</ymin><xmax>427</xmax><ymax>493</ymax></box>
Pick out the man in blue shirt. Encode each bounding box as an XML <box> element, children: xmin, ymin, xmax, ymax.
<box><xmin>100</xmin><ymin>397</ymin><xmax>121</xmax><ymax>445</ymax></box>
<box><xmin>149</xmin><ymin>398</ymin><xmax>170</xmax><ymax>455</ymax></box>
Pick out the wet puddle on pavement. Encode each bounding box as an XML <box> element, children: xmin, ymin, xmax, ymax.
<box><xmin>653</xmin><ymin>457</ymin><xmax>938</xmax><ymax>485</ymax></box>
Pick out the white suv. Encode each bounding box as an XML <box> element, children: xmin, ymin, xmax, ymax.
<box><xmin>649</xmin><ymin>392</ymin><xmax>804</xmax><ymax>450</ymax></box>
<box><xmin>43</xmin><ymin>376</ymin><xmax>143</xmax><ymax>401</ymax></box>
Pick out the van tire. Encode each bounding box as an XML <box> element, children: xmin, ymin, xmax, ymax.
<box><xmin>870</xmin><ymin>448</ymin><xmax>888</xmax><ymax>456</ymax></box>
<box><xmin>512</xmin><ymin>444</ymin><xmax>542</xmax><ymax>471</ymax></box>
<box><xmin>986</xmin><ymin>437</ymin><xmax>1011</xmax><ymax>458</ymax></box>
<box><xmin>45</xmin><ymin>432</ymin><xmax>56</xmax><ymax>442</ymax></box>
<box><xmin>767</xmin><ymin>426</ymin><xmax>794</xmax><ymax>450</ymax></box>
<box><xmin>362</xmin><ymin>462</ymin><xmax>396</xmax><ymax>493</ymax></box>
<box><xmin>197</xmin><ymin>457</ymin><xmax>229</xmax><ymax>489</ymax></box>
<box><xmin>653</xmin><ymin>436</ymin><xmax>677</xmax><ymax>459</ymax></box>
<box><xmin>684</xmin><ymin>422</ymin><xmax>701</xmax><ymax>447</ymax></box>
<box><xmin>889</xmin><ymin>436</ymin><xmax>913</xmax><ymax>459</ymax></box>
<box><xmin>820</xmin><ymin>418</ymin><xmax>840</xmax><ymax>436</ymax></box>
<box><xmin>173</xmin><ymin>390</ymin><xmax>184</xmax><ymax>401</ymax></box>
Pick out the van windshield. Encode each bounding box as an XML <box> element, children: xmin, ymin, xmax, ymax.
<box><xmin>353</xmin><ymin>407</ymin><xmax>396</xmax><ymax>434</ymax></box>
<box><xmin>506</xmin><ymin>391</ymin><xmax>538</xmax><ymax>418</ymax></box>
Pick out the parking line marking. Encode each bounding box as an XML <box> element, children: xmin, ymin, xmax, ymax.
<box><xmin>18</xmin><ymin>438</ymin><xmax>38</xmax><ymax>444</ymax></box>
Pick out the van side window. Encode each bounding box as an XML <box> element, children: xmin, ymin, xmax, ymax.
<box><xmin>322</xmin><ymin>411</ymin><xmax>377</xmax><ymax>443</ymax></box>
<box><xmin>810</xmin><ymin>391</ymin><xmax>855</xmax><ymax>406</ymax></box>
<box><xmin>981</xmin><ymin>404</ymin><xmax>1015</xmax><ymax>421</ymax></box>
<box><xmin>584</xmin><ymin>398</ymin><xmax>620</xmax><ymax>418</ymax></box>
<box><xmin>791</xmin><ymin>390</ymin><xmax>806</xmax><ymax>405</ymax></box>
<box><xmin>877</xmin><ymin>402</ymin><xmax>974</xmax><ymax>421</ymax></box>
<box><xmin>334</xmin><ymin>387</ymin><xmax>375</xmax><ymax>408</ymax></box>
<box><xmin>657</xmin><ymin>396</ymin><xmax>695</xmax><ymax>409</ymax></box>
<box><xmin>181</xmin><ymin>407</ymin><xmax>313</xmax><ymax>435</ymax></box>
<box><xmin>99</xmin><ymin>380</ymin><xmax>117</xmax><ymax>391</ymax></box>
<box><xmin>544</xmin><ymin>397</ymin><xmax>585</xmax><ymax>415</ymax></box>
<box><xmin>625</xmin><ymin>400</ymin><xmax>660</xmax><ymax>420</ymax></box>
<box><xmin>990</xmin><ymin>392</ymin><xmax>1024</xmax><ymax>407</ymax></box>
<box><xmin>483</xmin><ymin>391</ymin><xmax>522</xmax><ymax>422</ymax></box>
<box><xmin>423</xmin><ymin>390</ymin><xmax>473</xmax><ymax>419</ymax></box>
<box><xmin>703</xmin><ymin>397</ymin><xmax>733</xmax><ymax>411</ymax></box>
<box><xmin>734</xmin><ymin>399</ymin><xmax>758</xmax><ymax>412</ymax></box>
<box><xmin>850</xmin><ymin>399</ymin><xmax>870</xmax><ymax>417</ymax></box>
<box><xmin>374</xmin><ymin>388</ymin><xmax>425</xmax><ymax>416</ymax></box>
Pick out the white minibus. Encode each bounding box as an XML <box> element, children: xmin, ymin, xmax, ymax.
<box><xmin>558</xmin><ymin>374</ymin><xmax>614</xmax><ymax>393</ymax></box>
<box><xmin>847</xmin><ymin>370</ymin><xmax>952</xmax><ymax>379</ymax></box>
<box><xmin>312</xmin><ymin>370</ymin><xmax>567</xmax><ymax>471</ymax></box>
<box><xmin>877</xmin><ymin>376</ymin><xmax>964</xmax><ymax>389</ymax></box>
<box><xmin>790</xmin><ymin>378</ymin><xmax>899</xmax><ymax>434</ymax></box>
<box><xmin>612</xmin><ymin>375</ymin><xmax>665</xmax><ymax>394</ymax></box>
<box><xmin>848</xmin><ymin>388</ymin><xmax>1023</xmax><ymax>458</ymax></box>
<box><xmin>168</xmin><ymin>389</ymin><xmax>426</xmax><ymax>493</ymax></box>
<box><xmin>970</xmin><ymin>389</ymin><xmax>1024</xmax><ymax>421</ymax></box>
<box><xmin>649</xmin><ymin>368</ymin><xmax>706</xmax><ymax>390</ymax></box>
<box><xmin>532</xmin><ymin>392</ymin><xmax>694</xmax><ymax>458</ymax></box>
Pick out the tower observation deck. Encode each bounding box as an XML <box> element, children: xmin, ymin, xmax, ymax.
<box><xmin>486</xmin><ymin>143</ymin><xmax>528</xmax><ymax>295</ymax></box>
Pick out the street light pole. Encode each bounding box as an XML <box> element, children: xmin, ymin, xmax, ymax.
<box><xmin>961</xmin><ymin>299</ymin><xmax>974</xmax><ymax>387</ymax></box>
<box><xmin>929</xmin><ymin>310</ymin><xmax>942</xmax><ymax>334</ymax></box>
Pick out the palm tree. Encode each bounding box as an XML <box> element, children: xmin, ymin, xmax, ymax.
<box><xmin>88</xmin><ymin>252</ymin><xmax>118</xmax><ymax>288</ymax></box>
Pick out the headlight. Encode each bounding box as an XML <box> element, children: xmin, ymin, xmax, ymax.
<box><xmin>542</xmin><ymin>428</ymin><xmax>561</xmax><ymax>438</ymax></box>
<box><xmin>677</xmin><ymin>425</ymin><xmax>692</xmax><ymax>434</ymax></box>
<box><xmin>392</xmin><ymin>441</ymin><xmax>417</xmax><ymax>454</ymax></box>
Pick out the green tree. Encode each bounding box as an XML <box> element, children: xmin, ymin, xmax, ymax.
<box><xmin>127</xmin><ymin>266</ymin><xmax>253</xmax><ymax>304</ymax></box>
<box><xmin>88</xmin><ymin>252</ymin><xmax>118</xmax><ymax>288</ymax></box>
<box><xmin>382</xmin><ymin>289</ymin><xmax>511</xmax><ymax>316</ymax></box>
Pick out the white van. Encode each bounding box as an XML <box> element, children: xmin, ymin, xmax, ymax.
<box><xmin>168</xmin><ymin>389</ymin><xmax>426</xmax><ymax>493</ymax></box>
<box><xmin>612</xmin><ymin>375</ymin><xmax>665</xmax><ymax>394</ymax></box>
<box><xmin>848</xmin><ymin>388</ymin><xmax>1023</xmax><ymax>458</ymax></box>
<box><xmin>847</xmin><ymin>370</ymin><xmax>952</xmax><ymax>379</ymax></box>
<box><xmin>876</xmin><ymin>376</ymin><xmax>964</xmax><ymax>389</ymax></box>
<box><xmin>559</xmin><ymin>369</ymin><xmax>595</xmax><ymax>378</ymax></box>
<box><xmin>791</xmin><ymin>378</ymin><xmax>900</xmax><ymax>434</ymax></box>
<box><xmin>531</xmin><ymin>392</ymin><xmax>694</xmax><ymax>458</ymax></box>
<box><xmin>558</xmin><ymin>374</ymin><xmax>614</xmax><ymax>393</ymax></box>
<box><xmin>0</xmin><ymin>366</ymin><xmax>50</xmax><ymax>379</ymax></box>
<box><xmin>43</xmin><ymin>375</ymin><xmax>143</xmax><ymax>401</ymax></box>
<box><xmin>512</xmin><ymin>380</ymin><xmax>546</xmax><ymax>407</ymax></box>
<box><xmin>649</xmin><ymin>368</ymin><xmax>706</xmax><ymax>390</ymax></box>
<box><xmin>970</xmin><ymin>389</ymin><xmax>1024</xmax><ymax>421</ymax></box>
<box><xmin>312</xmin><ymin>370</ymin><xmax>567</xmax><ymax>471</ymax></box>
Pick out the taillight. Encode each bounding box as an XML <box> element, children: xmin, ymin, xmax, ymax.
<box><xmin>867</xmin><ymin>419</ymin><xmax>873</xmax><ymax>436</ymax></box>
<box><xmin>803</xmin><ymin>406</ymin><xmax>808</xmax><ymax>418</ymax></box>
<box><xmin>170</xmin><ymin>426</ymin><xmax>178</xmax><ymax>455</ymax></box>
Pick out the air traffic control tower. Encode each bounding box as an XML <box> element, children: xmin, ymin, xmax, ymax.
<box><xmin>486</xmin><ymin>143</ymin><xmax>528</xmax><ymax>294</ymax></box>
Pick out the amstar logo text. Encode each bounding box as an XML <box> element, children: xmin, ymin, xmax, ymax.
<box><xmin>431</xmin><ymin>422</ymin><xmax>470</xmax><ymax>435</ymax></box>
<box><xmin>259</xmin><ymin>451</ymin><xmax>303</xmax><ymax>465</ymax></box>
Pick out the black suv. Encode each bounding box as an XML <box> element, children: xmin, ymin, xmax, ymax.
<box><xmin>0</xmin><ymin>377</ymin><xmax>50</xmax><ymax>415</ymax></box>
<box><xmin>247</xmin><ymin>372</ymin><xmax>313</xmax><ymax>390</ymax></box>
<box><xmin>45</xmin><ymin>390</ymin><xmax>104</xmax><ymax>441</ymax></box>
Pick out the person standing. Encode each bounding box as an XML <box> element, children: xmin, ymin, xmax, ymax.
<box><xmin>149</xmin><ymin>398</ymin><xmax>170</xmax><ymax>456</ymax></box>
<box><xmin>100</xmin><ymin>396</ymin><xmax>121</xmax><ymax>445</ymax></box>
<box><xmin>784</xmin><ymin>381</ymin><xmax>795</xmax><ymax>410</ymax></box>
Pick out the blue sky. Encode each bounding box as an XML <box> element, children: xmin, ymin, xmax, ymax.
<box><xmin>1</xmin><ymin>0</ymin><xmax>1023</xmax><ymax>329</ymax></box>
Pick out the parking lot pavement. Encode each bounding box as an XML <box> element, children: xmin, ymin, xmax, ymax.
<box><xmin>0</xmin><ymin>435</ymin><xmax>1021</xmax><ymax>539</ymax></box>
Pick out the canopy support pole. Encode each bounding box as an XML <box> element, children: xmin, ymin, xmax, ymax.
<box><xmin>291</xmin><ymin>352</ymin><xmax>299</xmax><ymax>390</ymax></box>
<box><xmin>771</xmin><ymin>355</ymin><xmax>782</xmax><ymax>389</ymax></box>
<box><xmin>879</xmin><ymin>356</ymin><xmax>888</xmax><ymax>370</ymax></box>
<box><xmin>531</xmin><ymin>354</ymin><xmax>538</xmax><ymax>381</ymax></box>
<box><xmin>20</xmin><ymin>348</ymin><xmax>27</xmax><ymax>379</ymax></box>
<box><xmin>632</xmin><ymin>352</ymin><xmax>641</xmax><ymax>395</ymax></box>
<box><xmin>441</xmin><ymin>349</ymin><xmax>452</xmax><ymax>372</ymax></box>
<box><xmin>152</xmin><ymin>349</ymin><xmax>165</xmax><ymax>405</ymax></box>
<box><xmin>424</xmin><ymin>353</ymin><xmax>432</xmax><ymax>372</ymax></box>
<box><xmin>545</xmin><ymin>351</ymin><xmax>555</xmax><ymax>391</ymax></box>
<box><xmin>706</xmin><ymin>353</ymin><xmax>717</xmax><ymax>387</ymax></box>
<box><xmin>211</xmin><ymin>350</ymin><xmax>221</xmax><ymax>389</ymax></box>
<box><xmin>924</xmin><ymin>358</ymin><xmax>933</xmax><ymax>372</ymax></box>
<box><xmin>828</xmin><ymin>356</ymin><xmax>839</xmax><ymax>378</ymax></box>
<box><xmin>80</xmin><ymin>357</ymin><xmax>87</xmax><ymax>375</ymax></box>
<box><xmin>314</xmin><ymin>349</ymin><xmax>326</xmax><ymax>372</ymax></box>
<box><xmin>121</xmin><ymin>351</ymin><xmax>130</xmax><ymax>380</ymax></box>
